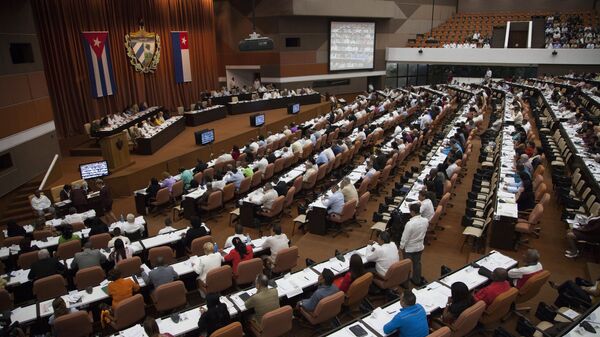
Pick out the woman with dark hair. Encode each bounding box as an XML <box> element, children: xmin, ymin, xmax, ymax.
<box><xmin>48</xmin><ymin>297</ymin><xmax>77</xmax><ymax>325</ymax></box>
<box><xmin>143</xmin><ymin>317</ymin><xmax>174</xmax><ymax>337</ymax></box>
<box><xmin>231</xmin><ymin>145</ymin><xmax>241</xmax><ymax>161</ymax></box>
<box><xmin>6</xmin><ymin>221</ymin><xmax>26</xmax><ymax>237</ymax></box>
<box><xmin>516</xmin><ymin>172</ymin><xmax>535</xmax><ymax>212</ymax></box>
<box><xmin>197</xmin><ymin>293</ymin><xmax>231</xmax><ymax>336</ymax></box>
<box><xmin>223</xmin><ymin>237</ymin><xmax>253</xmax><ymax>276</ymax></box>
<box><xmin>19</xmin><ymin>237</ymin><xmax>39</xmax><ymax>254</ymax></box>
<box><xmin>442</xmin><ymin>281</ymin><xmax>474</xmax><ymax>323</ymax></box>
<box><xmin>145</xmin><ymin>177</ymin><xmax>161</xmax><ymax>206</ymax></box>
<box><xmin>108</xmin><ymin>239</ymin><xmax>133</xmax><ymax>263</ymax></box>
<box><xmin>58</xmin><ymin>224</ymin><xmax>80</xmax><ymax>244</ymax></box>
<box><xmin>334</xmin><ymin>253</ymin><xmax>366</xmax><ymax>292</ymax></box>
<box><xmin>184</xmin><ymin>216</ymin><xmax>208</xmax><ymax>249</ymax></box>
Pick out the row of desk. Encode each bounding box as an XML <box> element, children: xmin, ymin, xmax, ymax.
<box><xmin>325</xmin><ymin>251</ymin><xmax>517</xmax><ymax>337</ymax></box>
<box><xmin>136</xmin><ymin>116</ymin><xmax>186</xmax><ymax>155</ymax></box>
<box><xmin>92</xmin><ymin>106</ymin><xmax>163</xmax><ymax>138</ymax></box>
<box><xmin>183</xmin><ymin>105</ymin><xmax>228</xmax><ymax>126</ymax></box>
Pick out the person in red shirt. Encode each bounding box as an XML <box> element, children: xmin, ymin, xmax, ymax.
<box><xmin>473</xmin><ymin>268</ymin><xmax>512</xmax><ymax>306</ymax></box>
<box><xmin>333</xmin><ymin>254</ymin><xmax>365</xmax><ymax>292</ymax></box>
<box><xmin>223</xmin><ymin>237</ymin><xmax>253</xmax><ymax>275</ymax></box>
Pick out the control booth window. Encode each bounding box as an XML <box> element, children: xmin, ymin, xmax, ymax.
<box><xmin>385</xmin><ymin>63</ymin><xmax>429</xmax><ymax>88</ymax></box>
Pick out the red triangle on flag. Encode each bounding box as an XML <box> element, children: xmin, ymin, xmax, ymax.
<box><xmin>83</xmin><ymin>32</ymin><xmax>108</xmax><ymax>58</ymax></box>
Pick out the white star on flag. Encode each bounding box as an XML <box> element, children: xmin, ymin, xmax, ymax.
<box><xmin>93</xmin><ymin>37</ymin><xmax>101</xmax><ymax>47</ymax></box>
<box><xmin>181</xmin><ymin>37</ymin><xmax>187</xmax><ymax>45</ymax></box>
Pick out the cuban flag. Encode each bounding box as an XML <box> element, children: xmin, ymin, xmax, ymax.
<box><xmin>82</xmin><ymin>32</ymin><xmax>116</xmax><ymax>98</ymax></box>
<box><xmin>171</xmin><ymin>31</ymin><xmax>192</xmax><ymax>83</ymax></box>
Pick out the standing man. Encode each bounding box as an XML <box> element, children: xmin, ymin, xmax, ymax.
<box><xmin>484</xmin><ymin>68</ymin><xmax>492</xmax><ymax>84</ymax></box>
<box><xmin>31</xmin><ymin>190</ymin><xmax>54</xmax><ymax>217</ymax></box>
<box><xmin>400</xmin><ymin>203</ymin><xmax>428</xmax><ymax>286</ymax></box>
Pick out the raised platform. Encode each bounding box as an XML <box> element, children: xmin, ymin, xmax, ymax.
<box><xmin>49</xmin><ymin>101</ymin><xmax>330</xmax><ymax>198</ymax></box>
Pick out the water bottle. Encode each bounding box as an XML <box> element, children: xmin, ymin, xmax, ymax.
<box><xmin>213</xmin><ymin>242</ymin><xmax>219</xmax><ymax>253</ymax></box>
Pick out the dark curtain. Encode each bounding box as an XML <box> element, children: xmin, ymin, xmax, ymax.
<box><xmin>31</xmin><ymin>0</ymin><xmax>219</xmax><ymax>138</ymax></box>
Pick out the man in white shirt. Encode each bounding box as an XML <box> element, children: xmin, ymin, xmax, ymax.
<box><xmin>366</xmin><ymin>231</ymin><xmax>399</xmax><ymax>278</ymax></box>
<box><xmin>122</xmin><ymin>214</ymin><xmax>145</xmax><ymax>235</ymax></box>
<box><xmin>262</xmin><ymin>225</ymin><xmax>289</xmax><ymax>264</ymax></box>
<box><xmin>157</xmin><ymin>217</ymin><xmax>177</xmax><ymax>235</ymax></box>
<box><xmin>108</xmin><ymin>228</ymin><xmax>131</xmax><ymax>248</ymax></box>
<box><xmin>508</xmin><ymin>249</ymin><xmax>544</xmax><ymax>288</ymax></box>
<box><xmin>303</xmin><ymin>162</ymin><xmax>318</xmax><ymax>183</ymax></box>
<box><xmin>323</xmin><ymin>185</ymin><xmax>345</xmax><ymax>215</ymax></box>
<box><xmin>266</xmin><ymin>132</ymin><xmax>278</xmax><ymax>144</ymax></box>
<box><xmin>522</xmin><ymin>119</ymin><xmax>531</xmax><ymax>134</ymax></box>
<box><xmin>192</xmin><ymin>242</ymin><xmax>222</xmax><ymax>288</ymax></box>
<box><xmin>417</xmin><ymin>190</ymin><xmax>435</xmax><ymax>221</ymax></box>
<box><xmin>445</xmin><ymin>158</ymin><xmax>458</xmax><ymax>179</ymax></box>
<box><xmin>215</xmin><ymin>151</ymin><xmax>233</xmax><ymax>164</ymax></box>
<box><xmin>224</xmin><ymin>224</ymin><xmax>251</xmax><ymax>249</ymax></box>
<box><xmin>255</xmin><ymin>155</ymin><xmax>269</xmax><ymax>174</ymax></box>
<box><xmin>31</xmin><ymin>190</ymin><xmax>54</xmax><ymax>217</ymax></box>
<box><xmin>400</xmin><ymin>203</ymin><xmax>429</xmax><ymax>285</ymax></box>
<box><xmin>257</xmin><ymin>183</ymin><xmax>278</xmax><ymax>211</ymax></box>
<box><xmin>513</xmin><ymin>107</ymin><xmax>523</xmax><ymax>125</ymax></box>
<box><xmin>248</xmin><ymin>139</ymin><xmax>259</xmax><ymax>153</ymax></box>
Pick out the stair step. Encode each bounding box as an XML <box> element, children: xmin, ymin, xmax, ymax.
<box><xmin>2</xmin><ymin>213</ymin><xmax>34</xmax><ymax>225</ymax></box>
<box><xmin>10</xmin><ymin>200</ymin><xmax>30</xmax><ymax>208</ymax></box>
<box><xmin>3</xmin><ymin>206</ymin><xmax>31</xmax><ymax>217</ymax></box>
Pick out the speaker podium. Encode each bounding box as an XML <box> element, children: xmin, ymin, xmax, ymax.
<box><xmin>99</xmin><ymin>132</ymin><xmax>132</xmax><ymax>171</ymax></box>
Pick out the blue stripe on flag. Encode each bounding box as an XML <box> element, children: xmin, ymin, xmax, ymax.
<box><xmin>83</xmin><ymin>40</ymin><xmax>99</xmax><ymax>98</ymax></box>
<box><xmin>104</xmin><ymin>41</ymin><xmax>116</xmax><ymax>94</ymax></box>
<box><xmin>171</xmin><ymin>32</ymin><xmax>184</xmax><ymax>83</ymax></box>
<box><xmin>96</xmin><ymin>52</ymin><xmax>108</xmax><ymax>97</ymax></box>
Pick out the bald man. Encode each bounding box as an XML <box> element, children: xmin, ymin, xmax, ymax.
<box><xmin>473</xmin><ymin>268</ymin><xmax>512</xmax><ymax>306</ymax></box>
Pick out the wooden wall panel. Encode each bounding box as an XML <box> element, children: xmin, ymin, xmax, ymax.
<box><xmin>0</xmin><ymin>74</ymin><xmax>30</xmax><ymax>106</ymax></box>
<box><xmin>279</xmin><ymin>63</ymin><xmax>328</xmax><ymax>77</ymax></box>
<box><xmin>0</xmin><ymin>97</ymin><xmax>54</xmax><ymax>139</ymax></box>
<box><xmin>27</xmin><ymin>71</ymin><xmax>49</xmax><ymax>98</ymax></box>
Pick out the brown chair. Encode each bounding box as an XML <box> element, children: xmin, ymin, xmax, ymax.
<box><xmin>194</xmin><ymin>172</ymin><xmax>204</xmax><ymax>185</ymax></box>
<box><xmin>151</xmin><ymin>280</ymin><xmax>187</xmax><ymax>313</ymax></box>
<box><xmin>222</xmin><ymin>183</ymin><xmax>236</xmax><ymax>207</ymax></box>
<box><xmin>203</xmin><ymin>167</ymin><xmax>215</xmax><ymax>181</ymax></box>
<box><xmin>53</xmin><ymin>311</ymin><xmax>93</xmax><ymax>337</ymax></box>
<box><xmin>33</xmin><ymin>274</ymin><xmax>68</xmax><ymax>301</ymax></box>
<box><xmin>344</xmin><ymin>272</ymin><xmax>373</xmax><ymax>312</ymax></box>
<box><xmin>271</xmin><ymin>246</ymin><xmax>298</xmax><ymax>275</ymax></box>
<box><xmin>273</xmin><ymin>158</ymin><xmax>285</xmax><ymax>173</ymax></box>
<box><xmin>17</xmin><ymin>250</ymin><xmax>39</xmax><ymax>269</ymax></box>
<box><xmin>189</xmin><ymin>235</ymin><xmax>214</xmax><ymax>256</ymax></box>
<box><xmin>354</xmin><ymin>192</ymin><xmax>370</xmax><ymax>224</ymax></box>
<box><xmin>235</xmin><ymin>258</ymin><xmax>263</xmax><ymax>286</ymax></box>
<box><xmin>373</xmin><ymin>259</ymin><xmax>412</xmax><ymax>291</ymax></box>
<box><xmin>2</xmin><ymin>236</ymin><xmax>24</xmax><ymax>247</ymax></box>
<box><xmin>70</xmin><ymin>222</ymin><xmax>87</xmax><ymax>232</ymax></box>
<box><xmin>33</xmin><ymin>230</ymin><xmax>53</xmax><ymax>241</ymax></box>
<box><xmin>171</xmin><ymin>180</ymin><xmax>184</xmax><ymax>200</ymax></box>
<box><xmin>327</xmin><ymin>200</ymin><xmax>356</xmax><ymax>237</ymax></box>
<box><xmin>257</xmin><ymin>196</ymin><xmax>285</xmax><ymax>234</ymax></box>
<box><xmin>282</xmin><ymin>186</ymin><xmax>296</xmax><ymax>216</ymax></box>
<box><xmin>0</xmin><ymin>289</ymin><xmax>13</xmax><ymax>311</ymax></box>
<box><xmin>479</xmin><ymin>287</ymin><xmax>519</xmax><ymax>326</ymax></box>
<box><xmin>516</xmin><ymin>270</ymin><xmax>551</xmax><ymax>309</ymax></box>
<box><xmin>151</xmin><ymin>187</ymin><xmax>171</xmax><ymax>210</ymax></box>
<box><xmin>515</xmin><ymin>204</ymin><xmax>544</xmax><ymax>239</ymax></box>
<box><xmin>444</xmin><ymin>301</ymin><xmax>486</xmax><ymax>337</ymax></box>
<box><xmin>116</xmin><ymin>256</ymin><xmax>142</xmax><ymax>277</ymax></box>
<box><xmin>74</xmin><ymin>266</ymin><xmax>106</xmax><ymax>290</ymax></box>
<box><xmin>299</xmin><ymin>291</ymin><xmax>344</xmax><ymax>327</ymax></box>
<box><xmin>263</xmin><ymin>164</ymin><xmax>275</xmax><ymax>181</ymax></box>
<box><xmin>198</xmin><ymin>265</ymin><xmax>233</xmax><ymax>295</ymax></box>
<box><xmin>427</xmin><ymin>327</ymin><xmax>452</xmax><ymax>337</ymax></box>
<box><xmin>357</xmin><ymin>178</ymin><xmax>370</xmax><ymax>197</ymax></box>
<box><xmin>210</xmin><ymin>321</ymin><xmax>243</xmax><ymax>337</ymax></box>
<box><xmin>200</xmin><ymin>190</ymin><xmax>223</xmax><ymax>215</ymax></box>
<box><xmin>89</xmin><ymin>233</ymin><xmax>112</xmax><ymax>249</ymax></box>
<box><xmin>110</xmin><ymin>294</ymin><xmax>145</xmax><ymax>330</ymax></box>
<box><xmin>249</xmin><ymin>305</ymin><xmax>293</xmax><ymax>337</ymax></box>
<box><xmin>56</xmin><ymin>240</ymin><xmax>82</xmax><ymax>260</ymax></box>
<box><xmin>236</xmin><ymin>176</ymin><xmax>252</xmax><ymax>196</ymax></box>
<box><xmin>250</xmin><ymin>171</ymin><xmax>263</xmax><ymax>188</ymax></box>
<box><xmin>148</xmin><ymin>246</ymin><xmax>175</xmax><ymax>267</ymax></box>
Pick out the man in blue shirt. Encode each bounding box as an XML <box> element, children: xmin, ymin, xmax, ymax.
<box><xmin>316</xmin><ymin>149</ymin><xmax>329</xmax><ymax>166</ymax></box>
<box><xmin>298</xmin><ymin>268</ymin><xmax>339</xmax><ymax>312</ymax></box>
<box><xmin>323</xmin><ymin>184</ymin><xmax>345</xmax><ymax>215</ymax></box>
<box><xmin>383</xmin><ymin>290</ymin><xmax>429</xmax><ymax>337</ymax></box>
<box><xmin>224</xmin><ymin>165</ymin><xmax>245</xmax><ymax>189</ymax></box>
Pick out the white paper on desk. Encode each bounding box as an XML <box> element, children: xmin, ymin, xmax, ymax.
<box><xmin>119</xmin><ymin>324</ymin><xmax>146</xmax><ymax>337</ymax></box>
<box><xmin>362</xmin><ymin>307</ymin><xmax>393</xmax><ymax>336</ymax></box>
<box><xmin>478</xmin><ymin>252</ymin><xmax>516</xmax><ymax>270</ymax></box>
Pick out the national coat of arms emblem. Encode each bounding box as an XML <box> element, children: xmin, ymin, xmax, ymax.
<box><xmin>125</xmin><ymin>20</ymin><xmax>160</xmax><ymax>73</ymax></box>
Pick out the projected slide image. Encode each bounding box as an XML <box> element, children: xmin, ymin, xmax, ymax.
<box><xmin>330</xmin><ymin>21</ymin><xmax>375</xmax><ymax>71</ymax></box>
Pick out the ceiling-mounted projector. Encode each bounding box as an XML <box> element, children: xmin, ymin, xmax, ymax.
<box><xmin>239</xmin><ymin>32</ymin><xmax>273</xmax><ymax>51</ymax></box>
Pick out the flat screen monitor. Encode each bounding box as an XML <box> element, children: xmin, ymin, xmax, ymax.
<box><xmin>79</xmin><ymin>160</ymin><xmax>109</xmax><ymax>180</ymax></box>
<box><xmin>287</xmin><ymin>103</ymin><xmax>300</xmax><ymax>115</ymax></box>
<box><xmin>250</xmin><ymin>113</ymin><xmax>265</xmax><ymax>127</ymax></box>
<box><xmin>329</xmin><ymin>21</ymin><xmax>375</xmax><ymax>72</ymax></box>
<box><xmin>195</xmin><ymin>129</ymin><xmax>215</xmax><ymax>145</ymax></box>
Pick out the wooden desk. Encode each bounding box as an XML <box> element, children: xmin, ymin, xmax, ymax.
<box><xmin>136</xmin><ymin>117</ymin><xmax>186</xmax><ymax>155</ymax></box>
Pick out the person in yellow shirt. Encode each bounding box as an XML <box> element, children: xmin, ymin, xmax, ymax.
<box><xmin>107</xmin><ymin>268</ymin><xmax>140</xmax><ymax>307</ymax></box>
